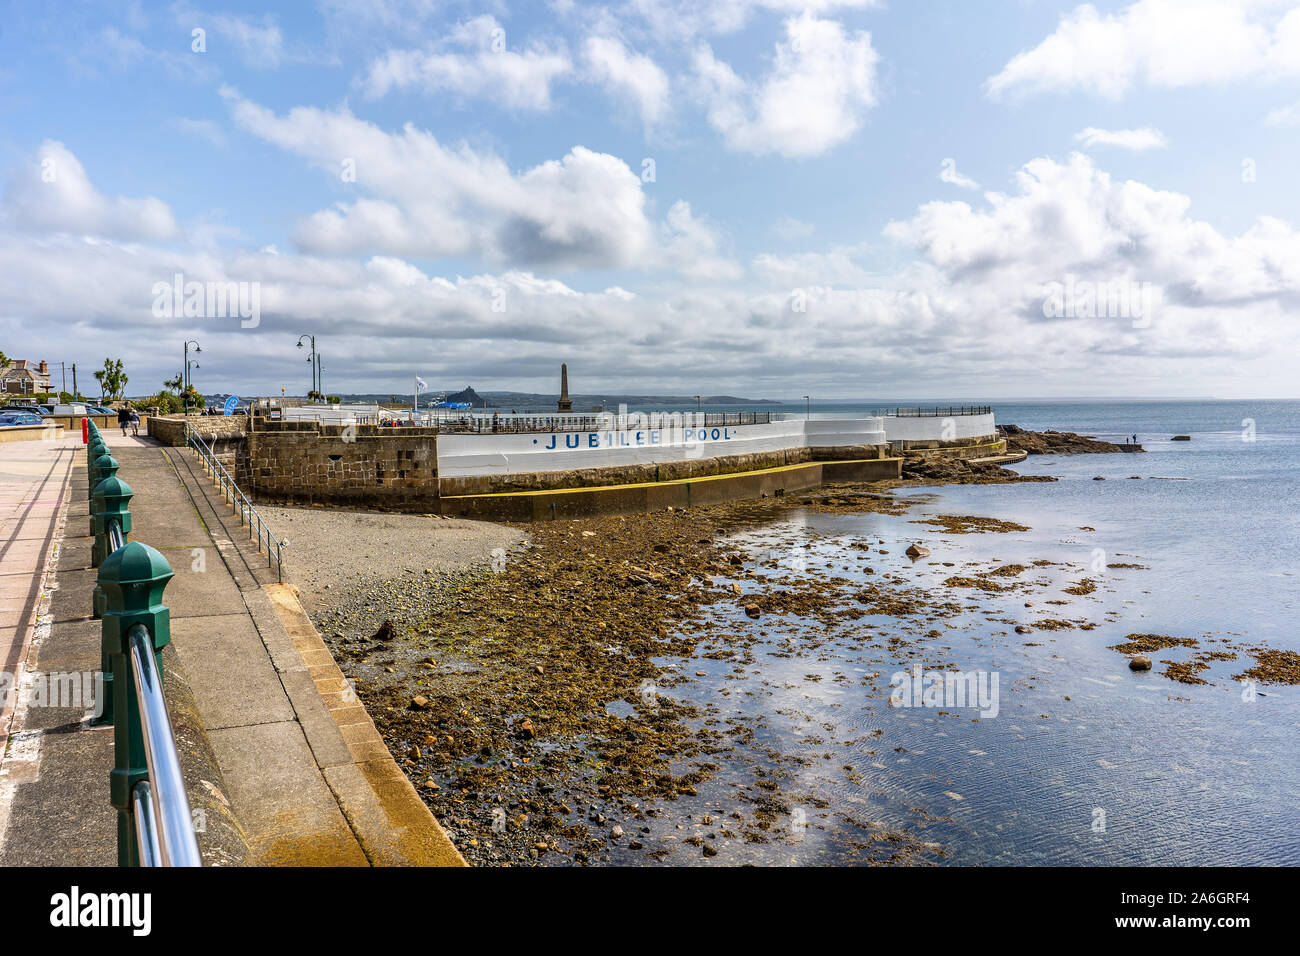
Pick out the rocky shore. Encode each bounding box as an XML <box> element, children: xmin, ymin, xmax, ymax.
<box><xmin>273</xmin><ymin>435</ymin><xmax>1293</xmax><ymax>866</ymax></box>
<box><xmin>998</xmin><ymin>424</ymin><xmax>1143</xmax><ymax>454</ymax></box>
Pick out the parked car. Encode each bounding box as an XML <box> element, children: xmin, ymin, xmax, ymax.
<box><xmin>84</xmin><ymin>405</ymin><xmax>114</xmax><ymax>415</ymax></box>
<box><xmin>0</xmin><ymin>412</ymin><xmax>45</xmax><ymax>426</ymax></box>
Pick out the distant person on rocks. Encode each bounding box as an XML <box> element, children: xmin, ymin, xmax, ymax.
<box><xmin>1132</xmin><ymin>434</ymin><xmax>1138</xmax><ymax>444</ymax></box>
<box><xmin>129</xmin><ymin>407</ymin><xmax>140</xmax><ymax>436</ymax></box>
<box><xmin>117</xmin><ymin>403</ymin><xmax>131</xmax><ymax>436</ymax></box>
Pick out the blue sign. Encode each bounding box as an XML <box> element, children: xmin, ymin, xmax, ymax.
<box><xmin>223</xmin><ymin>395</ymin><xmax>239</xmax><ymax>416</ymax></box>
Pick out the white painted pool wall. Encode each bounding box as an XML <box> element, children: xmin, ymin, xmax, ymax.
<box><xmin>880</xmin><ymin>412</ymin><xmax>996</xmax><ymax>442</ymax></box>
<box><xmin>438</xmin><ymin>417</ymin><xmax>888</xmax><ymax>479</ymax></box>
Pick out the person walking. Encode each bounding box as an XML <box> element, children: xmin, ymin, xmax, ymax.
<box><xmin>117</xmin><ymin>403</ymin><xmax>131</xmax><ymax>437</ymax></box>
<box><xmin>129</xmin><ymin>407</ymin><xmax>140</xmax><ymax>437</ymax></box>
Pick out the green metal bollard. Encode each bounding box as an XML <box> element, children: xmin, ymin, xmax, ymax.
<box><xmin>97</xmin><ymin>542</ymin><xmax>173</xmax><ymax>866</ymax></box>
<box><xmin>94</xmin><ymin>453</ymin><xmax>119</xmax><ymax>498</ymax></box>
<box><xmin>87</xmin><ymin>437</ymin><xmax>107</xmax><ymax>490</ymax></box>
<box><xmin>91</xmin><ymin>475</ymin><xmax>133</xmax><ymax>726</ymax></box>
<box><xmin>91</xmin><ymin>475</ymin><xmax>133</xmax><ymax>570</ymax></box>
<box><xmin>87</xmin><ymin>438</ymin><xmax>108</xmax><ymax>532</ymax></box>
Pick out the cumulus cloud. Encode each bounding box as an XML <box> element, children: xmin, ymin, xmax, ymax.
<box><xmin>940</xmin><ymin>158</ymin><xmax>979</xmax><ymax>189</ymax></box>
<box><xmin>626</xmin><ymin>0</ymin><xmax>879</xmax><ymax>43</ymax></box>
<box><xmin>1265</xmin><ymin>100</ymin><xmax>1300</xmax><ymax>126</ymax></box>
<box><xmin>3</xmin><ymin>142</ymin><xmax>1298</xmax><ymax>399</ymax></box>
<box><xmin>692</xmin><ymin>13</ymin><xmax>879</xmax><ymax>157</ymax></box>
<box><xmin>1074</xmin><ymin>127</ymin><xmax>1168</xmax><ymax>151</ymax></box>
<box><xmin>358</xmin><ymin>15</ymin><xmax>572</xmax><ymax>110</ymax></box>
<box><xmin>882</xmin><ymin>152</ymin><xmax>1300</xmax><ymax>359</ymax></box>
<box><xmin>2</xmin><ymin>140</ymin><xmax>178</xmax><ymax>241</ymax></box>
<box><xmin>582</xmin><ymin>35</ymin><xmax>671</xmax><ymax>127</ymax></box>
<box><xmin>221</xmin><ymin>89</ymin><xmax>739</xmax><ymax>276</ymax></box>
<box><xmin>659</xmin><ymin>201</ymin><xmax>743</xmax><ymax>280</ymax></box>
<box><xmin>986</xmin><ymin>0</ymin><xmax>1300</xmax><ymax>99</ymax></box>
<box><xmin>222</xmin><ymin>89</ymin><xmax>654</xmax><ymax>268</ymax></box>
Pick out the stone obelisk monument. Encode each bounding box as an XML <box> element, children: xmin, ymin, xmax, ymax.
<box><xmin>557</xmin><ymin>363</ymin><xmax>573</xmax><ymax>412</ymax></box>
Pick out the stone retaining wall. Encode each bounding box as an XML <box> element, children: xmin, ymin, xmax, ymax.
<box><xmin>246</xmin><ymin>424</ymin><xmax>439</xmax><ymax>508</ymax></box>
<box><xmin>147</xmin><ymin>415</ymin><xmax>247</xmax><ymax>446</ymax></box>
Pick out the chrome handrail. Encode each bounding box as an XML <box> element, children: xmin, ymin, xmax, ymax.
<box><xmin>127</xmin><ymin>623</ymin><xmax>202</xmax><ymax>867</ymax></box>
<box><xmin>131</xmin><ymin>782</ymin><xmax>162</xmax><ymax>866</ymax></box>
<box><xmin>185</xmin><ymin>424</ymin><xmax>284</xmax><ymax>582</ymax></box>
<box><xmin>107</xmin><ymin>517</ymin><xmax>124</xmax><ymax>554</ymax></box>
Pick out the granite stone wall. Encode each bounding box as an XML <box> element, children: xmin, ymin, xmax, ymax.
<box><xmin>245</xmin><ymin>423</ymin><xmax>439</xmax><ymax>508</ymax></box>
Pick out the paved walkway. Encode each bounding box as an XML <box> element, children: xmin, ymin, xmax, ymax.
<box><xmin>0</xmin><ymin>433</ymin><xmax>462</xmax><ymax>866</ymax></box>
<box><xmin>0</xmin><ymin>434</ymin><xmax>81</xmax><ymax>851</ymax></box>
<box><xmin>0</xmin><ymin>434</ymin><xmax>79</xmax><ymax>752</ymax></box>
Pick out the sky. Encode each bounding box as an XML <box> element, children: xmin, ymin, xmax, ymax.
<box><xmin>1</xmin><ymin>0</ymin><xmax>1299</xmax><ymax>400</ymax></box>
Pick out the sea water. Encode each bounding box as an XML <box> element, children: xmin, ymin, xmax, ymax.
<box><xmin>624</xmin><ymin>400</ymin><xmax>1300</xmax><ymax>866</ymax></box>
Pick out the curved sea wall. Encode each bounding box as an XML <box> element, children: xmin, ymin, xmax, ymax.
<box><xmin>437</xmin><ymin>417</ymin><xmax>888</xmax><ymax>496</ymax></box>
<box><xmin>880</xmin><ymin>412</ymin><xmax>996</xmax><ymax>444</ymax></box>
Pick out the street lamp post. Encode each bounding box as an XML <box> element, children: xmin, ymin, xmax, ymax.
<box><xmin>183</xmin><ymin>340</ymin><xmax>201</xmax><ymax>415</ymax></box>
<box><xmin>297</xmin><ymin>334</ymin><xmax>318</xmax><ymax>400</ymax></box>
<box><xmin>804</xmin><ymin>395</ymin><xmax>811</xmax><ymax>420</ymax></box>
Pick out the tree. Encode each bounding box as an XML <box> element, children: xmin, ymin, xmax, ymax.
<box><xmin>94</xmin><ymin>358</ymin><xmax>128</xmax><ymax>401</ymax></box>
<box><xmin>163</xmin><ymin>372</ymin><xmax>183</xmax><ymax>394</ymax></box>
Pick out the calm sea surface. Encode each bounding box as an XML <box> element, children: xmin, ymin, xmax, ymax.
<box><xmin>614</xmin><ymin>400</ymin><xmax>1300</xmax><ymax>866</ymax></box>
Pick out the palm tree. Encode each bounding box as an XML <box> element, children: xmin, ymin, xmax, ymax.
<box><xmin>94</xmin><ymin>358</ymin><xmax>128</xmax><ymax>401</ymax></box>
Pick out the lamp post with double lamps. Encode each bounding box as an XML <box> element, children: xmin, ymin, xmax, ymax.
<box><xmin>297</xmin><ymin>334</ymin><xmax>319</xmax><ymax>400</ymax></box>
<box><xmin>183</xmin><ymin>340</ymin><xmax>201</xmax><ymax>415</ymax></box>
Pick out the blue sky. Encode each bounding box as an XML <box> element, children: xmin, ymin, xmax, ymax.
<box><xmin>2</xmin><ymin>0</ymin><xmax>1299</xmax><ymax>399</ymax></box>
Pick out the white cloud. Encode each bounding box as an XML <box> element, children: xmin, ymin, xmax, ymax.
<box><xmin>3</xmin><ymin>143</ymin><xmax>1298</xmax><ymax>399</ymax></box>
<box><xmin>986</xmin><ymin>0</ymin><xmax>1300</xmax><ymax>100</ymax></box>
<box><xmin>627</xmin><ymin>0</ymin><xmax>879</xmax><ymax>43</ymax></box>
<box><xmin>221</xmin><ymin>90</ymin><xmax>739</xmax><ymax>277</ymax></box>
<box><xmin>359</xmin><ymin>15</ymin><xmax>572</xmax><ymax>110</ymax></box>
<box><xmin>660</xmin><ymin>201</ymin><xmax>743</xmax><ymax>280</ymax></box>
<box><xmin>582</xmin><ymin>35</ymin><xmax>671</xmax><ymax>127</ymax></box>
<box><xmin>752</xmin><ymin>245</ymin><xmax>878</xmax><ymax>286</ymax></box>
<box><xmin>173</xmin><ymin>5</ymin><xmax>285</xmax><ymax>68</ymax></box>
<box><xmin>1265</xmin><ymin>100</ymin><xmax>1300</xmax><ymax>125</ymax></box>
<box><xmin>222</xmin><ymin>89</ymin><xmax>652</xmax><ymax>268</ymax></box>
<box><xmin>940</xmin><ymin>158</ymin><xmax>979</xmax><ymax>189</ymax></box>
<box><xmin>1074</xmin><ymin>126</ymin><xmax>1168</xmax><ymax>151</ymax></box>
<box><xmin>2</xmin><ymin>140</ymin><xmax>178</xmax><ymax>241</ymax></box>
<box><xmin>692</xmin><ymin>13</ymin><xmax>879</xmax><ymax>157</ymax></box>
<box><xmin>884</xmin><ymin>152</ymin><xmax>1300</xmax><ymax>326</ymax></box>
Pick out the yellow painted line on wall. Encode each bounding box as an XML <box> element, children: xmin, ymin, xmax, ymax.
<box><xmin>442</xmin><ymin>458</ymin><xmax>901</xmax><ymax>500</ymax></box>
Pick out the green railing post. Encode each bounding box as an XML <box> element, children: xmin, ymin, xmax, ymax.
<box><xmin>87</xmin><ymin>437</ymin><xmax>108</xmax><ymax>509</ymax></box>
<box><xmin>91</xmin><ymin>475</ymin><xmax>133</xmax><ymax>725</ymax></box>
<box><xmin>98</xmin><ymin>542</ymin><xmax>173</xmax><ymax>867</ymax></box>
<box><xmin>91</xmin><ymin>475</ymin><xmax>133</xmax><ymax>570</ymax></box>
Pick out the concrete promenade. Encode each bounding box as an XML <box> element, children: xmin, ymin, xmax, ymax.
<box><xmin>0</xmin><ymin>432</ymin><xmax>462</xmax><ymax>866</ymax></box>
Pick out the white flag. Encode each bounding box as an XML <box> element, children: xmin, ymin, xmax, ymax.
<box><xmin>415</xmin><ymin>377</ymin><xmax>427</xmax><ymax>392</ymax></box>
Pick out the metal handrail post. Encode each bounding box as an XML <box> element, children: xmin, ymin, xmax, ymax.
<box><xmin>91</xmin><ymin>477</ymin><xmax>132</xmax><ymax>726</ymax></box>
<box><xmin>98</xmin><ymin>542</ymin><xmax>200</xmax><ymax>866</ymax></box>
<box><xmin>128</xmin><ymin>623</ymin><xmax>201</xmax><ymax>866</ymax></box>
